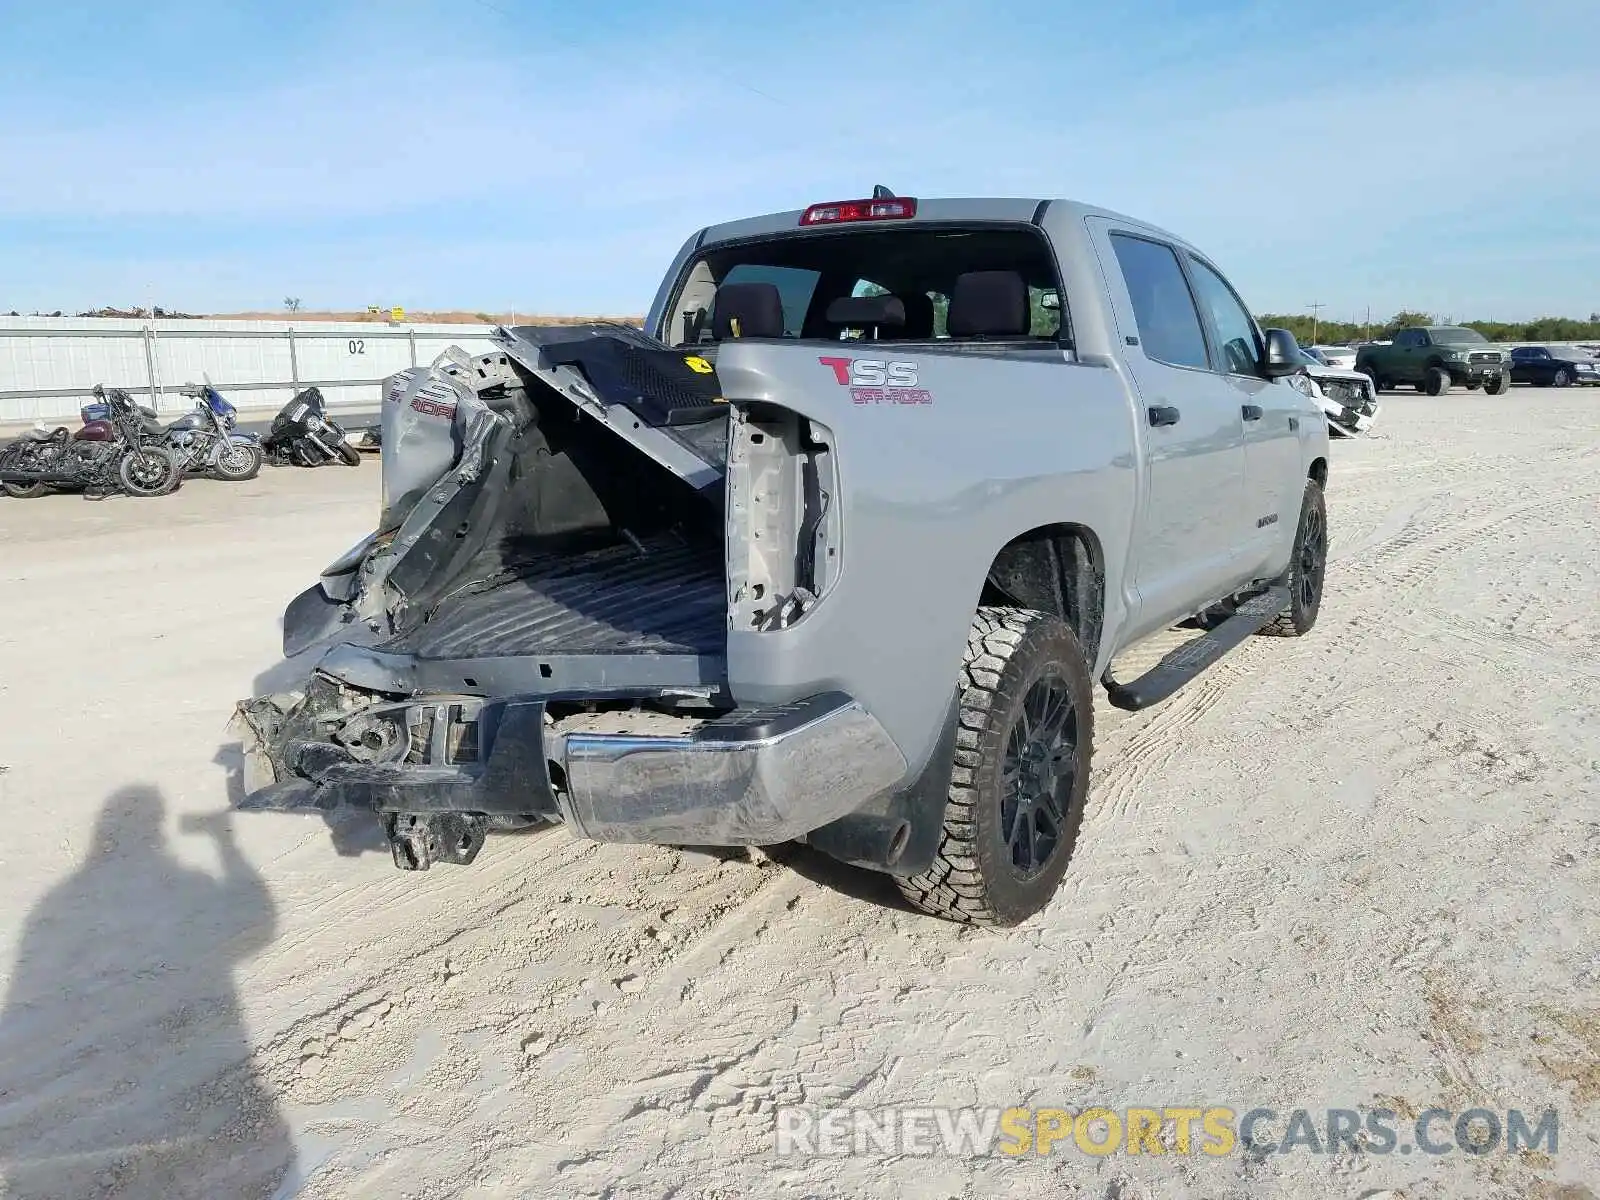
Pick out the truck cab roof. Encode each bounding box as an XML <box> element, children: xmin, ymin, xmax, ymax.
<box><xmin>694</xmin><ymin>196</ymin><xmax>1191</xmax><ymax>252</ymax></box>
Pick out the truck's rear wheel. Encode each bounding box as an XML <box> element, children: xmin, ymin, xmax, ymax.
<box><xmin>1424</xmin><ymin>366</ymin><xmax>1452</xmax><ymax>396</ymax></box>
<box><xmin>897</xmin><ymin>607</ymin><xmax>1094</xmax><ymax>928</ymax></box>
<box><xmin>1260</xmin><ymin>478</ymin><xmax>1327</xmax><ymax>637</ymax></box>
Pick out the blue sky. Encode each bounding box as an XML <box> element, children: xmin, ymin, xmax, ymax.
<box><xmin>2</xmin><ymin>0</ymin><xmax>1597</xmax><ymax>321</ymax></box>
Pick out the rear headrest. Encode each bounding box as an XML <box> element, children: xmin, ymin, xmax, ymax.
<box><xmin>897</xmin><ymin>291</ymin><xmax>935</xmax><ymax>339</ymax></box>
<box><xmin>946</xmin><ymin>270</ymin><xmax>1030</xmax><ymax>338</ymax></box>
<box><xmin>712</xmin><ymin>282</ymin><xmax>785</xmax><ymax>339</ymax></box>
<box><xmin>824</xmin><ymin>294</ymin><xmax>906</xmax><ymax>330</ymax></box>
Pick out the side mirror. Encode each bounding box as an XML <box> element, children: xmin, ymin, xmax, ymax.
<box><xmin>1261</xmin><ymin>327</ymin><xmax>1302</xmax><ymax>378</ymax></box>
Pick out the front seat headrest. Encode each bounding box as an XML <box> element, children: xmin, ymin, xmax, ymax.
<box><xmin>712</xmin><ymin>282</ymin><xmax>786</xmax><ymax>339</ymax></box>
<box><xmin>946</xmin><ymin>270</ymin><xmax>1031</xmax><ymax>338</ymax></box>
<box><xmin>824</xmin><ymin>294</ymin><xmax>907</xmax><ymax>331</ymax></box>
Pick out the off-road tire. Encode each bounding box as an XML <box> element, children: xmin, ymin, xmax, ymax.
<box><xmin>1553</xmin><ymin>368</ymin><xmax>1571</xmax><ymax>389</ymax></box>
<box><xmin>1360</xmin><ymin>367</ymin><xmax>1385</xmax><ymax>393</ymax></box>
<box><xmin>1485</xmin><ymin>372</ymin><xmax>1510</xmax><ymax>396</ymax></box>
<box><xmin>896</xmin><ymin>607</ymin><xmax>1094</xmax><ymax>928</ymax></box>
<box><xmin>337</xmin><ymin>442</ymin><xmax>362</xmax><ymax>467</ymax></box>
<box><xmin>1260</xmin><ymin>478</ymin><xmax>1327</xmax><ymax>637</ymax></box>
<box><xmin>1424</xmin><ymin>365</ymin><xmax>1452</xmax><ymax>396</ymax></box>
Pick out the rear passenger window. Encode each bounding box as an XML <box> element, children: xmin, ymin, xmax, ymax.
<box><xmin>715</xmin><ymin>264</ymin><xmax>820</xmax><ymax>337</ymax></box>
<box><xmin>1109</xmin><ymin>234</ymin><xmax>1209</xmax><ymax>370</ymax></box>
<box><xmin>1187</xmin><ymin>257</ymin><xmax>1262</xmax><ymax>376</ymax></box>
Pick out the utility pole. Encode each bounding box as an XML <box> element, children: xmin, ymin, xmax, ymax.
<box><xmin>1307</xmin><ymin>301</ymin><xmax>1325</xmax><ymax>344</ymax></box>
<box><xmin>1364</xmin><ymin>305</ymin><xmax>1371</xmax><ymax>343</ymax></box>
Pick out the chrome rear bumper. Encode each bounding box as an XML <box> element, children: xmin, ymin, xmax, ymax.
<box><xmin>560</xmin><ymin>695</ymin><xmax>907</xmax><ymax>845</ymax></box>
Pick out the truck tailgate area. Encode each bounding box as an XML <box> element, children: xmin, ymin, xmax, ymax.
<box><xmin>383</xmin><ymin>536</ymin><xmax>726</xmax><ymax>659</ymax></box>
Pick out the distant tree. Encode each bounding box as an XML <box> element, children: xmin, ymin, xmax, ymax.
<box><xmin>1384</xmin><ymin>311</ymin><xmax>1434</xmax><ymax>334</ymax></box>
<box><xmin>1255</xmin><ymin>309</ymin><xmax>1600</xmax><ymax>346</ymax></box>
<box><xmin>284</xmin><ymin>297</ymin><xmax>302</xmax><ymax>313</ymax></box>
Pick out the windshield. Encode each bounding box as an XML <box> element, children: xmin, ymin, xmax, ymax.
<box><xmin>205</xmin><ymin>386</ymin><xmax>236</xmax><ymax>417</ymax></box>
<box><xmin>666</xmin><ymin>224</ymin><xmax>1064</xmax><ymax>347</ymax></box>
<box><xmin>1431</xmin><ymin>326</ymin><xmax>1488</xmax><ymax>344</ymax></box>
<box><xmin>1296</xmin><ymin>347</ymin><xmax>1328</xmax><ymax>366</ymax></box>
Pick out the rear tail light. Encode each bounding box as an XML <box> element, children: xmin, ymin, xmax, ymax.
<box><xmin>800</xmin><ymin>197</ymin><xmax>918</xmax><ymax>226</ymax></box>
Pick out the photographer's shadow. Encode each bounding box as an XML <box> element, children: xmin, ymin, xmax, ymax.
<box><xmin>0</xmin><ymin>786</ymin><xmax>294</xmax><ymax>1199</ymax></box>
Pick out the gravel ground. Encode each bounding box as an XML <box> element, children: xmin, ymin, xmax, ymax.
<box><xmin>0</xmin><ymin>392</ymin><xmax>1597</xmax><ymax>1200</ymax></box>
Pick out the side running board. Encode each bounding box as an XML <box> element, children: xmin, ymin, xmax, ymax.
<box><xmin>1101</xmin><ymin>585</ymin><xmax>1289</xmax><ymax>712</ymax></box>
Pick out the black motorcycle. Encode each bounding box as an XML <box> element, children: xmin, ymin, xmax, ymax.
<box><xmin>0</xmin><ymin>386</ymin><xmax>182</xmax><ymax>499</ymax></box>
<box><xmin>261</xmin><ymin>387</ymin><xmax>362</xmax><ymax>467</ymax></box>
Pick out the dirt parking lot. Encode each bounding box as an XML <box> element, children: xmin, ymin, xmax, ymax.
<box><xmin>1</xmin><ymin>392</ymin><xmax>1598</xmax><ymax>1199</ymax></box>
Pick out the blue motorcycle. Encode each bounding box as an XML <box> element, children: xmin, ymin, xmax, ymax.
<box><xmin>89</xmin><ymin>377</ymin><xmax>265</xmax><ymax>482</ymax></box>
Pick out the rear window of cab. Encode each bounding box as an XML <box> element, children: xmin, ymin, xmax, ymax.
<box><xmin>662</xmin><ymin>225</ymin><xmax>1065</xmax><ymax>347</ymax></box>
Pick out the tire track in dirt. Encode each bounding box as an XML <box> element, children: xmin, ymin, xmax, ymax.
<box><xmin>1390</xmin><ymin>609</ymin><xmax>1600</xmax><ymax>687</ymax></box>
<box><xmin>1341</xmin><ymin>485</ymin><xmax>1600</xmax><ymax>604</ymax></box>
<box><xmin>248</xmin><ymin>836</ymin><xmax>798</xmax><ymax>1191</ymax></box>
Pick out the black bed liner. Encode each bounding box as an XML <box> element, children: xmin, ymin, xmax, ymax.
<box><xmin>384</xmin><ymin>536</ymin><xmax>726</xmax><ymax>660</ymax></box>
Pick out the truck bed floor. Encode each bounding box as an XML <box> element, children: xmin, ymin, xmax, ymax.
<box><xmin>388</xmin><ymin>537</ymin><xmax>726</xmax><ymax>659</ymax></box>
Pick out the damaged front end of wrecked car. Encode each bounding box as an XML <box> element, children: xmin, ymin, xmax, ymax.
<box><xmin>1300</xmin><ymin>365</ymin><xmax>1380</xmax><ymax>438</ymax></box>
<box><xmin>229</xmin><ymin>330</ymin><xmax>923</xmax><ymax>875</ymax></box>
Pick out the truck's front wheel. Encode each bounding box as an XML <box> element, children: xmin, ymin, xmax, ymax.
<box><xmin>897</xmin><ymin>608</ymin><xmax>1094</xmax><ymax>928</ymax></box>
<box><xmin>1260</xmin><ymin>478</ymin><xmax>1327</xmax><ymax>637</ymax></box>
<box><xmin>1425</xmin><ymin>366</ymin><xmax>1453</xmax><ymax>396</ymax></box>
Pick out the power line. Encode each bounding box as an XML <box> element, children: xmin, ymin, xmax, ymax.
<box><xmin>1306</xmin><ymin>301</ymin><xmax>1325</xmax><ymax>344</ymax></box>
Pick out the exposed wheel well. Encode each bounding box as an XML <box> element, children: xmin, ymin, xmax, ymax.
<box><xmin>978</xmin><ymin>524</ymin><xmax>1105</xmax><ymax>668</ymax></box>
<box><xmin>1309</xmin><ymin>457</ymin><xmax>1328</xmax><ymax>489</ymax></box>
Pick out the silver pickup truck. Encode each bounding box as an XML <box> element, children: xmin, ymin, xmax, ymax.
<box><xmin>232</xmin><ymin>192</ymin><xmax>1331</xmax><ymax>927</ymax></box>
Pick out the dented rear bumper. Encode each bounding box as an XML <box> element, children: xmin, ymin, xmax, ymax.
<box><xmin>229</xmin><ymin>683</ymin><xmax>908</xmax><ymax>866</ymax></box>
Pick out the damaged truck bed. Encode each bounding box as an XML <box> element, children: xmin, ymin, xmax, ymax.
<box><xmin>232</xmin><ymin>325</ymin><xmax>910</xmax><ymax>875</ymax></box>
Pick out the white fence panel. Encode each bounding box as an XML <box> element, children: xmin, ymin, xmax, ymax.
<box><xmin>0</xmin><ymin>318</ymin><xmax>505</xmax><ymax>423</ymax></box>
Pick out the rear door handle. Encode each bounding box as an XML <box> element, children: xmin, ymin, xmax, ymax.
<box><xmin>1242</xmin><ymin>404</ymin><xmax>1263</xmax><ymax>421</ymax></box>
<box><xmin>1147</xmin><ymin>405</ymin><xmax>1180</xmax><ymax>427</ymax></box>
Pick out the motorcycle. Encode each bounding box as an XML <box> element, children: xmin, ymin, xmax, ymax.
<box><xmin>0</xmin><ymin>386</ymin><xmax>181</xmax><ymax>500</ymax></box>
<box><xmin>160</xmin><ymin>379</ymin><xmax>265</xmax><ymax>481</ymax></box>
<box><xmin>261</xmin><ymin>387</ymin><xmax>362</xmax><ymax>467</ymax></box>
